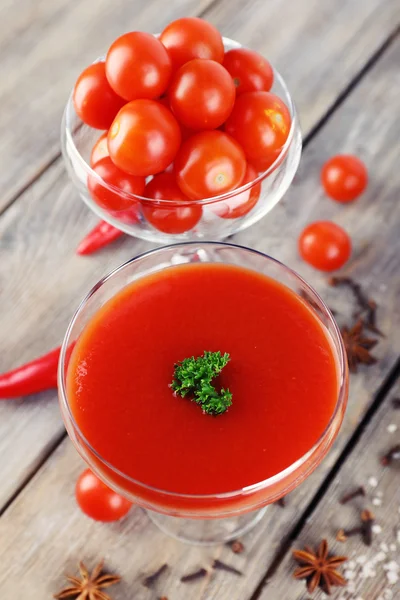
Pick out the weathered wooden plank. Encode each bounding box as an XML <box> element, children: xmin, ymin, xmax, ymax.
<box><xmin>262</xmin><ymin>383</ymin><xmax>400</xmax><ymax>600</ymax></box>
<box><xmin>0</xmin><ymin>0</ymin><xmax>214</xmax><ymax>213</ymax></box>
<box><xmin>0</xmin><ymin>29</ymin><xmax>399</xmax><ymax>600</ymax></box>
<box><xmin>0</xmin><ymin>0</ymin><xmax>398</xmax><ymax>212</ymax></box>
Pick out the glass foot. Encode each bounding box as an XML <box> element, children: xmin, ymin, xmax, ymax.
<box><xmin>146</xmin><ymin>507</ymin><xmax>268</xmax><ymax>545</ymax></box>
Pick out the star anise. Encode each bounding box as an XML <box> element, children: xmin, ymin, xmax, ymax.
<box><xmin>292</xmin><ymin>539</ymin><xmax>347</xmax><ymax>595</ymax></box>
<box><xmin>54</xmin><ymin>560</ymin><xmax>121</xmax><ymax>600</ymax></box>
<box><xmin>341</xmin><ymin>319</ymin><xmax>378</xmax><ymax>373</ymax></box>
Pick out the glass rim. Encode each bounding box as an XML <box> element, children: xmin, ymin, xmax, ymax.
<box><xmin>62</xmin><ymin>36</ymin><xmax>299</xmax><ymax>207</ymax></box>
<box><xmin>58</xmin><ymin>241</ymin><xmax>348</xmax><ymax>501</ymax></box>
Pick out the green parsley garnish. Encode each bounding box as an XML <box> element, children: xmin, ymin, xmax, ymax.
<box><xmin>171</xmin><ymin>351</ymin><xmax>232</xmax><ymax>415</ymax></box>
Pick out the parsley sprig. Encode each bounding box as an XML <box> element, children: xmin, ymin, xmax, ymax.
<box><xmin>171</xmin><ymin>351</ymin><xmax>232</xmax><ymax>415</ymax></box>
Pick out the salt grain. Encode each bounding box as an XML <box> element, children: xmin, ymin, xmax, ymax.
<box><xmin>373</xmin><ymin>497</ymin><xmax>382</xmax><ymax>506</ymax></box>
<box><xmin>383</xmin><ymin>561</ymin><xmax>399</xmax><ymax>571</ymax></box>
<box><xmin>348</xmin><ymin>581</ymin><xmax>356</xmax><ymax>593</ymax></box>
<box><xmin>375</xmin><ymin>551</ymin><xmax>387</xmax><ymax>562</ymax></box>
<box><xmin>387</xmin><ymin>423</ymin><xmax>398</xmax><ymax>433</ymax></box>
<box><xmin>372</xmin><ymin>524</ymin><xmax>382</xmax><ymax>534</ymax></box>
<box><xmin>380</xmin><ymin>543</ymin><xmax>389</xmax><ymax>553</ymax></box>
<box><xmin>383</xmin><ymin>590</ymin><xmax>394</xmax><ymax>600</ymax></box>
<box><xmin>368</xmin><ymin>476</ymin><xmax>378</xmax><ymax>487</ymax></box>
<box><xmin>344</xmin><ymin>569</ymin><xmax>356</xmax><ymax>580</ymax></box>
<box><xmin>348</xmin><ymin>560</ymin><xmax>356</xmax><ymax>569</ymax></box>
<box><xmin>386</xmin><ymin>570</ymin><xmax>399</xmax><ymax>585</ymax></box>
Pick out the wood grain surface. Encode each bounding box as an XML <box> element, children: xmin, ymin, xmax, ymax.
<box><xmin>0</xmin><ymin>0</ymin><xmax>399</xmax><ymax>212</ymax></box>
<box><xmin>0</xmin><ymin>14</ymin><xmax>398</xmax><ymax>598</ymax></box>
<box><xmin>264</xmin><ymin>383</ymin><xmax>400</xmax><ymax>600</ymax></box>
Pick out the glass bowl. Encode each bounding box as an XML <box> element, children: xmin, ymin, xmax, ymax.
<box><xmin>58</xmin><ymin>242</ymin><xmax>348</xmax><ymax>544</ymax></box>
<box><xmin>61</xmin><ymin>37</ymin><xmax>302</xmax><ymax>244</ymax></box>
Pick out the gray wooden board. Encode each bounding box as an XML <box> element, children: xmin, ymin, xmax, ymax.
<box><xmin>0</xmin><ymin>27</ymin><xmax>399</xmax><ymax>600</ymax></box>
<box><xmin>263</xmin><ymin>384</ymin><xmax>400</xmax><ymax>600</ymax></box>
<box><xmin>0</xmin><ymin>0</ymin><xmax>399</xmax><ymax>212</ymax></box>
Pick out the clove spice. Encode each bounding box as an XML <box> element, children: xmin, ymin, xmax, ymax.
<box><xmin>143</xmin><ymin>564</ymin><xmax>168</xmax><ymax>588</ymax></box>
<box><xmin>339</xmin><ymin>486</ymin><xmax>366</xmax><ymax>504</ymax></box>
<box><xmin>212</xmin><ymin>559</ymin><xmax>243</xmax><ymax>576</ymax></box>
<box><xmin>180</xmin><ymin>568</ymin><xmax>208</xmax><ymax>583</ymax></box>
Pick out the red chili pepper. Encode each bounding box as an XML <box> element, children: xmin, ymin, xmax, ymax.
<box><xmin>76</xmin><ymin>220</ymin><xmax>124</xmax><ymax>255</ymax></box>
<box><xmin>0</xmin><ymin>345</ymin><xmax>73</xmax><ymax>399</ymax></box>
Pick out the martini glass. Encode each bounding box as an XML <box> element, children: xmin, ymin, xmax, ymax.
<box><xmin>58</xmin><ymin>242</ymin><xmax>348</xmax><ymax>545</ymax></box>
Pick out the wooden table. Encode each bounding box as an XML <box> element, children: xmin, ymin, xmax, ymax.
<box><xmin>0</xmin><ymin>1</ymin><xmax>399</xmax><ymax>598</ymax></box>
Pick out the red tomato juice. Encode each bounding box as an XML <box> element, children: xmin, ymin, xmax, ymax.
<box><xmin>67</xmin><ymin>263</ymin><xmax>339</xmax><ymax>512</ymax></box>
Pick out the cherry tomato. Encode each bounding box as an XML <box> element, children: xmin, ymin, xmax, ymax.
<box><xmin>143</xmin><ymin>172</ymin><xmax>202</xmax><ymax>234</ymax></box>
<box><xmin>90</xmin><ymin>132</ymin><xmax>109</xmax><ymax>167</ymax></box>
<box><xmin>298</xmin><ymin>221</ymin><xmax>352</xmax><ymax>272</ymax></box>
<box><xmin>175</xmin><ymin>131</ymin><xmax>246</xmax><ymax>200</ymax></box>
<box><xmin>225</xmin><ymin>91</ymin><xmax>291</xmax><ymax>171</ymax></box>
<box><xmin>223</xmin><ymin>48</ymin><xmax>274</xmax><ymax>95</ymax></box>
<box><xmin>75</xmin><ymin>469</ymin><xmax>132</xmax><ymax>522</ymax></box>
<box><xmin>73</xmin><ymin>62</ymin><xmax>125</xmax><ymax>130</ymax></box>
<box><xmin>106</xmin><ymin>32</ymin><xmax>171</xmax><ymax>101</ymax></box>
<box><xmin>168</xmin><ymin>59</ymin><xmax>235</xmax><ymax>130</ymax></box>
<box><xmin>321</xmin><ymin>155</ymin><xmax>368</xmax><ymax>203</ymax></box>
<box><xmin>108</xmin><ymin>100</ymin><xmax>181</xmax><ymax>177</ymax></box>
<box><xmin>88</xmin><ymin>157</ymin><xmax>145</xmax><ymax>211</ymax></box>
<box><xmin>156</xmin><ymin>97</ymin><xmax>193</xmax><ymax>140</ymax></box>
<box><xmin>216</xmin><ymin>163</ymin><xmax>261</xmax><ymax>218</ymax></box>
<box><xmin>160</xmin><ymin>17</ymin><xmax>224</xmax><ymax>71</ymax></box>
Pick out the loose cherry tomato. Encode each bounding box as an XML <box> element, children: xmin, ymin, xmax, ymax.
<box><xmin>298</xmin><ymin>221</ymin><xmax>352</xmax><ymax>272</ymax></box>
<box><xmin>108</xmin><ymin>100</ymin><xmax>181</xmax><ymax>177</ymax></box>
<box><xmin>175</xmin><ymin>131</ymin><xmax>246</xmax><ymax>200</ymax></box>
<box><xmin>216</xmin><ymin>163</ymin><xmax>261</xmax><ymax>218</ymax></box>
<box><xmin>143</xmin><ymin>172</ymin><xmax>202</xmax><ymax>234</ymax></box>
<box><xmin>76</xmin><ymin>469</ymin><xmax>132</xmax><ymax>522</ymax></box>
<box><xmin>106</xmin><ymin>32</ymin><xmax>172</xmax><ymax>101</ymax></box>
<box><xmin>225</xmin><ymin>91</ymin><xmax>291</xmax><ymax>171</ymax></box>
<box><xmin>160</xmin><ymin>17</ymin><xmax>224</xmax><ymax>71</ymax></box>
<box><xmin>168</xmin><ymin>59</ymin><xmax>235</xmax><ymax>130</ymax></box>
<box><xmin>90</xmin><ymin>132</ymin><xmax>109</xmax><ymax>167</ymax></box>
<box><xmin>88</xmin><ymin>157</ymin><xmax>145</xmax><ymax>211</ymax></box>
<box><xmin>321</xmin><ymin>155</ymin><xmax>368</xmax><ymax>203</ymax></box>
<box><xmin>223</xmin><ymin>48</ymin><xmax>274</xmax><ymax>95</ymax></box>
<box><xmin>73</xmin><ymin>62</ymin><xmax>125</xmax><ymax>129</ymax></box>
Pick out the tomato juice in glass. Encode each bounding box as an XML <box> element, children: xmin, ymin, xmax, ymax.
<box><xmin>59</xmin><ymin>243</ymin><xmax>347</xmax><ymax>542</ymax></box>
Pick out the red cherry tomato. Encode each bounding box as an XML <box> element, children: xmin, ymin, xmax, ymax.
<box><xmin>216</xmin><ymin>163</ymin><xmax>261</xmax><ymax>219</ymax></box>
<box><xmin>175</xmin><ymin>131</ymin><xmax>246</xmax><ymax>200</ymax></box>
<box><xmin>298</xmin><ymin>221</ymin><xmax>352</xmax><ymax>272</ymax></box>
<box><xmin>108</xmin><ymin>100</ymin><xmax>181</xmax><ymax>177</ymax></box>
<box><xmin>88</xmin><ymin>157</ymin><xmax>145</xmax><ymax>211</ymax></box>
<box><xmin>105</xmin><ymin>32</ymin><xmax>171</xmax><ymax>101</ymax></box>
<box><xmin>223</xmin><ymin>48</ymin><xmax>274</xmax><ymax>95</ymax></box>
<box><xmin>321</xmin><ymin>155</ymin><xmax>368</xmax><ymax>203</ymax></box>
<box><xmin>160</xmin><ymin>17</ymin><xmax>224</xmax><ymax>71</ymax></box>
<box><xmin>73</xmin><ymin>62</ymin><xmax>125</xmax><ymax>130</ymax></box>
<box><xmin>142</xmin><ymin>172</ymin><xmax>202</xmax><ymax>234</ymax></box>
<box><xmin>156</xmin><ymin>97</ymin><xmax>193</xmax><ymax>140</ymax></box>
<box><xmin>169</xmin><ymin>59</ymin><xmax>235</xmax><ymax>130</ymax></box>
<box><xmin>225</xmin><ymin>91</ymin><xmax>291</xmax><ymax>171</ymax></box>
<box><xmin>90</xmin><ymin>132</ymin><xmax>109</xmax><ymax>167</ymax></box>
<box><xmin>75</xmin><ymin>469</ymin><xmax>132</xmax><ymax>522</ymax></box>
